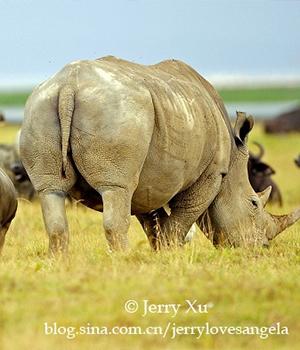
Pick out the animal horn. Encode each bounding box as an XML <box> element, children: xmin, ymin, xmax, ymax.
<box><xmin>253</xmin><ymin>141</ymin><xmax>264</xmax><ymax>159</ymax></box>
<box><xmin>267</xmin><ymin>207</ymin><xmax>300</xmax><ymax>240</ymax></box>
<box><xmin>257</xmin><ymin>185</ymin><xmax>272</xmax><ymax>207</ymax></box>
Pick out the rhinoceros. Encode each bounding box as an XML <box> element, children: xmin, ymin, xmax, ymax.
<box><xmin>20</xmin><ymin>56</ymin><xmax>300</xmax><ymax>254</ymax></box>
<box><xmin>0</xmin><ymin>168</ymin><xmax>17</xmax><ymax>252</ymax></box>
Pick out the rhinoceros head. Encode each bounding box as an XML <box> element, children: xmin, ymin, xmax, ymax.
<box><xmin>200</xmin><ymin>112</ymin><xmax>300</xmax><ymax>247</ymax></box>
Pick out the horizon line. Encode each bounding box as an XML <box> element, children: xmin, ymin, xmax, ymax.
<box><xmin>1</xmin><ymin>73</ymin><xmax>300</xmax><ymax>91</ymax></box>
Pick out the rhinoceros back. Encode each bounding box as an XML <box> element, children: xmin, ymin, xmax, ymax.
<box><xmin>90</xmin><ymin>57</ymin><xmax>231</xmax><ymax>212</ymax></box>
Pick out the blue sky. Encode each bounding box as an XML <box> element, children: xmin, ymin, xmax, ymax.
<box><xmin>1</xmin><ymin>0</ymin><xmax>300</xmax><ymax>87</ymax></box>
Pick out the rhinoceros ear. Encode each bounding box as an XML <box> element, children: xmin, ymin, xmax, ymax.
<box><xmin>234</xmin><ymin>112</ymin><xmax>254</xmax><ymax>147</ymax></box>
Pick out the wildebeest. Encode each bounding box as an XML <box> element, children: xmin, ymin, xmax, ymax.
<box><xmin>265</xmin><ymin>106</ymin><xmax>300</xmax><ymax>133</ymax></box>
<box><xmin>0</xmin><ymin>168</ymin><xmax>18</xmax><ymax>252</ymax></box>
<box><xmin>248</xmin><ymin>142</ymin><xmax>282</xmax><ymax>206</ymax></box>
<box><xmin>0</xmin><ymin>143</ymin><xmax>35</xmax><ymax>200</ymax></box>
<box><xmin>295</xmin><ymin>155</ymin><xmax>300</xmax><ymax>167</ymax></box>
<box><xmin>20</xmin><ymin>56</ymin><xmax>300</xmax><ymax>254</ymax></box>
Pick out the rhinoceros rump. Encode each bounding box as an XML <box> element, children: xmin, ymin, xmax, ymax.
<box><xmin>20</xmin><ymin>56</ymin><xmax>300</xmax><ymax>254</ymax></box>
<box><xmin>0</xmin><ymin>168</ymin><xmax>17</xmax><ymax>252</ymax></box>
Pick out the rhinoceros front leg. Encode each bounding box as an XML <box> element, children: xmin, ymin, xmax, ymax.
<box><xmin>160</xmin><ymin>172</ymin><xmax>223</xmax><ymax>246</ymax></box>
<box><xmin>39</xmin><ymin>191</ymin><xmax>69</xmax><ymax>256</ymax></box>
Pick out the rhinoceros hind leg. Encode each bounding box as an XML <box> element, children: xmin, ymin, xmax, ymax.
<box><xmin>100</xmin><ymin>186</ymin><xmax>132</xmax><ymax>251</ymax></box>
<box><xmin>40</xmin><ymin>191</ymin><xmax>69</xmax><ymax>256</ymax></box>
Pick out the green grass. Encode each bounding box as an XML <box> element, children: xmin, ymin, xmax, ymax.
<box><xmin>0</xmin><ymin>85</ymin><xmax>300</xmax><ymax>107</ymax></box>
<box><xmin>0</xmin><ymin>91</ymin><xmax>31</xmax><ymax>106</ymax></box>
<box><xmin>0</xmin><ymin>124</ymin><xmax>300</xmax><ymax>349</ymax></box>
<box><xmin>218</xmin><ymin>86</ymin><xmax>300</xmax><ymax>103</ymax></box>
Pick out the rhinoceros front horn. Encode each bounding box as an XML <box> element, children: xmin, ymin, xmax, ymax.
<box><xmin>267</xmin><ymin>207</ymin><xmax>300</xmax><ymax>240</ymax></box>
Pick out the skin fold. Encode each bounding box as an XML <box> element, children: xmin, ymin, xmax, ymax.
<box><xmin>20</xmin><ymin>56</ymin><xmax>300</xmax><ymax>254</ymax></box>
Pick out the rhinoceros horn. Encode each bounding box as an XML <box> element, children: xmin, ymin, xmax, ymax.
<box><xmin>267</xmin><ymin>207</ymin><xmax>300</xmax><ymax>240</ymax></box>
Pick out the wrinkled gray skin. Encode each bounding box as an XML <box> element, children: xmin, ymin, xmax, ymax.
<box><xmin>0</xmin><ymin>168</ymin><xmax>18</xmax><ymax>252</ymax></box>
<box><xmin>20</xmin><ymin>56</ymin><xmax>300</xmax><ymax>254</ymax></box>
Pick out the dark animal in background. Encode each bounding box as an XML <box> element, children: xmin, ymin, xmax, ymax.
<box><xmin>265</xmin><ymin>106</ymin><xmax>300</xmax><ymax>134</ymax></box>
<box><xmin>11</xmin><ymin>161</ymin><xmax>30</xmax><ymax>183</ymax></box>
<box><xmin>295</xmin><ymin>155</ymin><xmax>300</xmax><ymax>168</ymax></box>
<box><xmin>0</xmin><ymin>144</ymin><xmax>35</xmax><ymax>200</ymax></box>
<box><xmin>0</xmin><ymin>112</ymin><xmax>5</xmax><ymax>123</ymax></box>
<box><xmin>248</xmin><ymin>142</ymin><xmax>282</xmax><ymax>206</ymax></box>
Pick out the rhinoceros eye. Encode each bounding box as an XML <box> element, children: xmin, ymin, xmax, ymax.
<box><xmin>251</xmin><ymin>199</ymin><xmax>259</xmax><ymax>208</ymax></box>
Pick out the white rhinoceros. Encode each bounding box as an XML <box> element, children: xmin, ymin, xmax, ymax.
<box><xmin>20</xmin><ymin>56</ymin><xmax>300</xmax><ymax>254</ymax></box>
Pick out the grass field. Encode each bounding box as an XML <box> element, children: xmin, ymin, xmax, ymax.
<box><xmin>0</xmin><ymin>92</ymin><xmax>30</xmax><ymax>107</ymax></box>
<box><xmin>0</xmin><ymin>123</ymin><xmax>300</xmax><ymax>350</ymax></box>
<box><xmin>218</xmin><ymin>86</ymin><xmax>300</xmax><ymax>103</ymax></box>
<box><xmin>1</xmin><ymin>86</ymin><xmax>300</xmax><ymax>107</ymax></box>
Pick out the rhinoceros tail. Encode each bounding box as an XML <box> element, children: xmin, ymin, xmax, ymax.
<box><xmin>58</xmin><ymin>84</ymin><xmax>75</xmax><ymax>176</ymax></box>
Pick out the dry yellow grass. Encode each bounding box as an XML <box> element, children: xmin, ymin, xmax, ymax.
<box><xmin>0</xmin><ymin>123</ymin><xmax>300</xmax><ymax>350</ymax></box>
